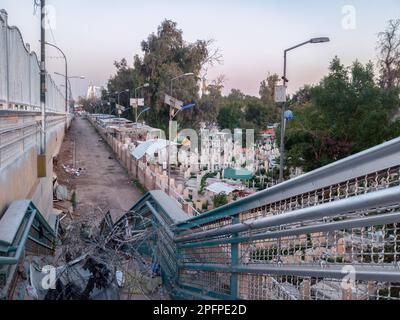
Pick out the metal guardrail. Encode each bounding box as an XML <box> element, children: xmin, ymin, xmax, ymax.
<box><xmin>0</xmin><ymin>9</ymin><xmax>65</xmax><ymax>114</ymax></box>
<box><xmin>0</xmin><ymin>200</ymin><xmax>57</xmax><ymax>266</ymax></box>
<box><xmin>123</xmin><ymin>137</ymin><xmax>400</xmax><ymax>300</ymax></box>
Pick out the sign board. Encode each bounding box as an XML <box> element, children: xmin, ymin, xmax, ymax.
<box><xmin>164</xmin><ymin>94</ymin><xmax>183</xmax><ymax>110</ymax></box>
<box><xmin>130</xmin><ymin>98</ymin><xmax>145</xmax><ymax>108</ymax></box>
<box><xmin>274</xmin><ymin>85</ymin><xmax>287</xmax><ymax>103</ymax></box>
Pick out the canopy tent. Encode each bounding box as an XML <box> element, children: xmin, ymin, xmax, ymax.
<box><xmin>206</xmin><ymin>182</ymin><xmax>238</xmax><ymax>195</ymax></box>
<box><xmin>131</xmin><ymin>139</ymin><xmax>178</xmax><ymax>160</ymax></box>
<box><xmin>223</xmin><ymin>168</ymin><xmax>253</xmax><ymax>181</ymax></box>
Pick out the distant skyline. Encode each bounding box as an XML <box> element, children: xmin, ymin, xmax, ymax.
<box><xmin>1</xmin><ymin>0</ymin><xmax>399</xmax><ymax>98</ymax></box>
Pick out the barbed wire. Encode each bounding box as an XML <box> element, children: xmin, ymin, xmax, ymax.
<box><xmin>46</xmin><ymin>209</ymin><xmax>168</xmax><ymax>300</ymax></box>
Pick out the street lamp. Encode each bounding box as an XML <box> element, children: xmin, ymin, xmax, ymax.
<box><xmin>171</xmin><ymin>73</ymin><xmax>194</xmax><ymax>97</ymax></box>
<box><xmin>134</xmin><ymin>83</ymin><xmax>150</xmax><ymax>122</ymax></box>
<box><xmin>116</xmin><ymin>89</ymin><xmax>130</xmax><ymax>106</ymax></box>
<box><xmin>102</xmin><ymin>92</ymin><xmax>115</xmax><ymax>115</ymax></box>
<box><xmin>54</xmin><ymin>73</ymin><xmax>85</xmax><ymax>111</ymax></box>
<box><xmin>137</xmin><ymin>107</ymin><xmax>151</xmax><ymax>122</ymax></box>
<box><xmin>115</xmin><ymin>89</ymin><xmax>130</xmax><ymax>119</ymax></box>
<box><xmin>167</xmin><ymin>72</ymin><xmax>194</xmax><ymax>196</ymax></box>
<box><xmin>279</xmin><ymin>37</ymin><xmax>330</xmax><ymax>183</ymax></box>
<box><xmin>45</xmin><ymin>42</ymin><xmax>68</xmax><ymax>113</ymax></box>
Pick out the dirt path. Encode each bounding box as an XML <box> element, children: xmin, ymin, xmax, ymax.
<box><xmin>55</xmin><ymin>116</ymin><xmax>143</xmax><ymax>223</ymax></box>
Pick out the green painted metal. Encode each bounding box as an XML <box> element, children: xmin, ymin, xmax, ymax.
<box><xmin>0</xmin><ymin>209</ymin><xmax>36</xmax><ymax>265</ymax></box>
<box><xmin>120</xmin><ymin>138</ymin><xmax>400</xmax><ymax>300</ymax></box>
<box><xmin>230</xmin><ymin>216</ymin><xmax>239</xmax><ymax>300</ymax></box>
<box><xmin>0</xmin><ymin>201</ymin><xmax>58</xmax><ymax>266</ymax></box>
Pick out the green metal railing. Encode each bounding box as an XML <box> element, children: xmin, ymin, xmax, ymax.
<box><xmin>0</xmin><ymin>200</ymin><xmax>57</xmax><ymax>266</ymax></box>
<box><xmin>126</xmin><ymin>137</ymin><xmax>400</xmax><ymax>300</ymax></box>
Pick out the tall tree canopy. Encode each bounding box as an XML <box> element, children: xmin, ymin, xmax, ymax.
<box><xmin>134</xmin><ymin>20</ymin><xmax>218</xmax><ymax>132</ymax></box>
<box><xmin>105</xmin><ymin>20</ymin><xmax>220</xmax><ymax>132</ymax></box>
<box><xmin>284</xmin><ymin>57</ymin><xmax>400</xmax><ymax>172</ymax></box>
<box><xmin>378</xmin><ymin>19</ymin><xmax>400</xmax><ymax>89</ymax></box>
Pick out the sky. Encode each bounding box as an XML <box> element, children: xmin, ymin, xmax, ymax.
<box><xmin>1</xmin><ymin>0</ymin><xmax>400</xmax><ymax>98</ymax></box>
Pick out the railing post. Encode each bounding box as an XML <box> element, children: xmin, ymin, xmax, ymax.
<box><xmin>230</xmin><ymin>215</ymin><xmax>239</xmax><ymax>300</ymax></box>
<box><xmin>27</xmin><ymin>43</ymin><xmax>32</xmax><ymax>111</ymax></box>
<box><xmin>1</xmin><ymin>10</ymin><xmax>10</xmax><ymax>109</ymax></box>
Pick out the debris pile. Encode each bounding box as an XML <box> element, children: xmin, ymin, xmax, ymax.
<box><xmin>62</xmin><ymin>165</ymin><xmax>85</xmax><ymax>177</ymax></box>
<box><xmin>28</xmin><ymin>210</ymin><xmax>168</xmax><ymax>300</ymax></box>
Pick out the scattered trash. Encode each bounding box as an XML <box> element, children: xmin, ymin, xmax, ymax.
<box><xmin>24</xmin><ymin>208</ymin><xmax>168</xmax><ymax>301</ymax></box>
<box><xmin>30</xmin><ymin>255</ymin><xmax>119</xmax><ymax>300</ymax></box>
<box><xmin>62</xmin><ymin>165</ymin><xmax>85</xmax><ymax>177</ymax></box>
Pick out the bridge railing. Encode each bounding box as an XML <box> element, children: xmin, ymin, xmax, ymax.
<box><xmin>127</xmin><ymin>137</ymin><xmax>400</xmax><ymax>300</ymax></box>
<box><xmin>0</xmin><ymin>9</ymin><xmax>65</xmax><ymax>114</ymax></box>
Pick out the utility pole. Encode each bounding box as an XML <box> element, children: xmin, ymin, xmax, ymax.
<box><xmin>40</xmin><ymin>0</ymin><xmax>46</xmax><ymax>154</ymax></box>
<box><xmin>278</xmin><ymin>37</ymin><xmax>330</xmax><ymax>183</ymax></box>
<box><xmin>38</xmin><ymin>0</ymin><xmax>47</xmax><ymax>178</ymax></box>
<box><xmin>45</xmin><ymin>43</ymin><xmax>68</xmax><ymax>112</ymax></box>
<box><xmin>278</xmin><ymin>52</ymin><xmax>288</xmax><ymax>183</ymax></box>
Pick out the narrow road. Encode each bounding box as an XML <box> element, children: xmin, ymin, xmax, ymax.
<box><xmin>55</xmin><ymin>116</ymin><xmax>143</xmax><ymax>223</ymax></box>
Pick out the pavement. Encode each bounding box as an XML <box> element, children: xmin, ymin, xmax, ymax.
<box><xmin>51</xmin><ymin>117</ymin><xmax>167</xmax><ymax>300</ymax></box>
<box><xmin>54</xmin><ymin>116</ymin><xmax>143</xmax><ymax>224</ymax></box>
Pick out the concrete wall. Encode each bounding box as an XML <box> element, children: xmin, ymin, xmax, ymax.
<box><xmin>0</xmin><ymin>113</ymin><xmax>71</xmax><ymax>220</ymax></box>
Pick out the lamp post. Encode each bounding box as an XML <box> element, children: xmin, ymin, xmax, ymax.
<box><xmin>167</xmin><ymin>73</ymin><xmax>194</xmax><ymax>196</ymax></box>
<box><xmin>101</xmin><ymin>92</ymin><xmax>114</xmax><ymax>115</ymax></box>
<box><xmin>54</xmin><ymin>73</ymin><xmax>85</xmax><ymax>112</ymax></box>
<box><xmin>134</xmin><ymin>83</ymin><xmax>150</xmax><ymax>122</ymax></box>
<box><xmin>279</xmin><ymin>37</ymin><xmax>330</xmax><ymax>183</ymax></box>
<box><xmin>137</xmin><ymin>107</ymin><xmax>151</xmax><ymax>122</ymax></box>
<box><xmin>116</xmin><ymin>89</ymin><xmax>130</xmax><ymax>118</ymax></box>
<box><xmin>45</xmin><ymin>42</ymin><xmax>68</xmax><ymax>113</ymax></box>
<box><xmin>116</xmin><ymin>89</ymin><xmax>130</xmax><ymax>106</ymax></box>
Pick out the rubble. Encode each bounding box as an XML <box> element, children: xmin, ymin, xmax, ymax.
<box><xmin>27</xmin><ymin>209</ymin><xmax>168</xmax><ymax>300</ymax></box>
<box><xmin>62</xmin><ymin>164</ymin><xmax>85</xmax><ymax>177</ymax></box>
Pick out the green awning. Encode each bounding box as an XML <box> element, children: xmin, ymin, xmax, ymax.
<box><xmin>223</xmin><ymin>168</ymin><xmax>253</xmax><ymax>180</ymax></box>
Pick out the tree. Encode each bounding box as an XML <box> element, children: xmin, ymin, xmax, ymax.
<box><xmin>105</xmin><ymin>20</ymin><xmax>221</xmax><ymax>131</ymax></box>
<box><xmin>259</xmin><ymin>73</ymin><xmax>281</xmax><ymax>123</ymax></box>
<box><xmin>213</xmin><ymin>193</ymin><xmax>228</xmax><ymax>208</ymax></box>
<box><xmin>133</xmin><ymin>20</ymin><xmax>220</xmax><ymax>132</ymax></box>
<box><xmin>217</xmin><ymin>89</ymin><xmax>245</xmax><ymax>131</ymax></box>
<box><xmin>290</xmin><ymin>85</ymin><xmax>313</xmax><ymax>106</ymax></box>
<box><xmin>195</xmin><ymin>76</ymin><xmax>225</xmax><ymax>128</ymax></box>
<box><xmin>259</xmin><ymin>73</ymin><xmax>280</xmax><ymax>106</ymax></box>
<box><xmin>284</xmin><ymin>57</ymin><xmax>400</xmax><ymax>172</ymax></box>
<box><xmin>105</xmin><ymin>58</ymin><xmax>144</xmax><ymax>121</ymax></box>
<box><xmin>378</xmin><ymin>19</ymin><xmax>400</xmax><ymax>89</ymax></box>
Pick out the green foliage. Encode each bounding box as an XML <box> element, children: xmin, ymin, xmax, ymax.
<box><xmin>216</xmin><ymin>83</ymin><xmax>280</xmax><ymax>134</ymax></box>
<box><xmin>133</xmin><ymin>20</ymin><xmax>213</xmax><ymax>132</ymax></box>
<box><xmin>105</xmin><ymin>20</ymin><xmax>218</xmax><ymax>132</ymax></box>
<box><xmin>199</xmin><ymin>172</ymin><xmax>218</xmax><ymax>195</ymax></box>
<box><xmin>105</xmin><ymin>19</ymin><xmax>281</xmax><ymax>135</ymax></box>
<box><xmin>284</xmin><ymin>57</ymin><xmax>400</xmax><ymax>172</ymax></box>
<box><xmin>213</xmin><ymin>192</ymin><xmax>228</xmax><ymax>208</ymax></box>
<box><xmin>132</xmin><ymin>180</ymin><xmax>147</xmax><ymax>194</ymax></box>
